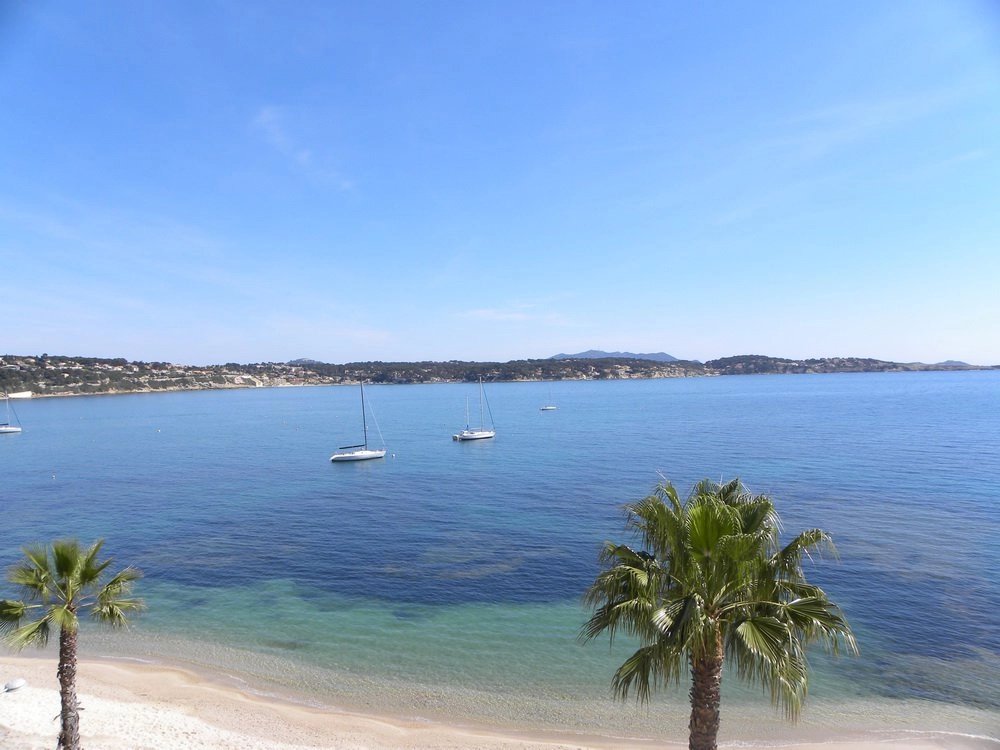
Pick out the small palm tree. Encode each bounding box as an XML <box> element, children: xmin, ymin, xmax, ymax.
<box><xmin>582</xmin><ymin>479</ymin><xmax>857</xmax><ymax>750</ymax></box>
<box><xmin>0</xmin><ymin>539</ymin><xmax>143</xmax><ymax>750</ymax></box>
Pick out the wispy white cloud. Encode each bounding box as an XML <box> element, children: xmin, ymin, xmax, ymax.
<box><xmin>705</xmin><ymin>85</ymin><xmax>983</xmax><ymax>225</ymax></box>
<box><xmin>251</xmin><ymin>105</ymin><xmax>353</xmax><ymax>189</ymax></box>
<box><xmin>712</xmin><ymin>173</ymin><xmax>844</xmax><ymax>226</ymax></box>
<box><xmin>253</xmin><ymin>106</ymin><xmax>314</xmax><ymax>167</ymax></box>
<box><xmin>278</xmin><ymin>318</ymin><xmax>392</xmax><ymax>346</ymax></box>
<box><xmin>0</xmin><ymin>193</ymin><xmax>257</xmax><ymax>293</ymax></box>
<box><xmin>916</xmin><ymin>148</ymin><xmax>990</xmax><ymax>171</ymax></box>
<box><xmin>769</xmin><ymin>86</ymin><xmax>975</xmax><ymax>162</ymax></box>
<box><xmin>461</xmin><ymin>302</ymin><xmax>569</xmax><ymax>325</ymax></box>
<box><xmin>466</xmin><ymin>308</ymin><xmax>533</xmax><ymax>322</ymax></box>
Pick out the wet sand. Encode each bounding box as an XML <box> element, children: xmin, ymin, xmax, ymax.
<box><xmin>2</xmin><ymin>656</ymin><xmax>996</xmax><ymax>750</ymax></box>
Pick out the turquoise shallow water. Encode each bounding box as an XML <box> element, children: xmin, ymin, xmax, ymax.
<box><xmin>2</xmin><ymin>372</ymin><xmax>998</xmax><ymax>741</ymax></box>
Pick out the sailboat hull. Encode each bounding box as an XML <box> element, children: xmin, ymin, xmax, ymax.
<box><xmin>452</xmin><ymin>430</ymin><xmax>495</xmax><ymax>441</ymax></box>
<box><xmin>0</xmin><ymin>425</ymin><xmax>22</xmax><ymax>434</ymax></box>
<box><xmin>330</xmin><ymin>448</ymin><xmax>386</xmax><ymax>462</ymax></box>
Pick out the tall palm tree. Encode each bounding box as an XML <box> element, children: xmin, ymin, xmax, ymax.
<box><xmin>582</xmin><ymin>479</ymin><xmax>857</xmax><ymax>750</ymax></box>
<box><xmin>0</xmin><ymin>539</ymin><xmax>143</xmax><ymax>750</ymax></box>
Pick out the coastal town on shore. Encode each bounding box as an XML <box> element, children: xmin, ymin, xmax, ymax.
<box><xmin>2</xmin><ymin>353</ymin><xmax>990</xmax><ymax>399</ymax></box>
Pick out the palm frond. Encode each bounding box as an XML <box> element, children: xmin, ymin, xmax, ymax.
<box><xmin>689</xmin><ymin>478</ymin><xmax>721</xmax><ymax>500</ymax></box>
<box><xmin>51</xmin><ymin>539</ymin><xmax>82</xmax><ymax>580</ymax></box>
<box><xmin>735</xmin><ymin>498</ymin><xmax>778</xmax><ymax>538</ymax></box>
<box><xmin>611</xmin><ymin>638</ymin><xmax>684</xmax><ymax>703</ymax></box>
<box><xmin>22</xmin><ymin>545</ymin><xmax>50</xmax><ymax>575</ymax></box>
<box><xmin>715</xmin><ymin>477</ymin><xmax>749</xmax><ymax>505</ymax></box>
<box><xmin>582</xmin><ymin>545</ymin><xmax>661</xmax><ymax>644</ymax></box>
<box><xmin>653</xmin><ymin>594</ymin><xmax>708</xmax><ymax>653</ymax></box>
<box><xmin>8</xmin><ymin>562</ymin><xmax>51</xmax><ymax>599</ymax></box>
<box><xmin>595</xmin><ymin>542</ymin><xmax>654</xmax><ymax>570</ymax></box>
<box><xmin>716</xmin><ymin>531</ymin><xmax>768</xmax><ymax>566</ymax></box>
<box><xmin>686</xmin><ymin>500</ymin><xmax>740</xmax><ymax>560</ymax></box>
<box><xmin>582</xmin><ymin>597</ymin><xmax>651</xmax><ymax>641</ymax></box>
<box><xmin>47</xmin><ymin>604</ymin><xmax>78</xmax><ymax>632</ymax></box>
<box><xmin>658</xmin><ymin>482</ymin><xmax>684</xmax><ymax>514</ymax></box>
<box><xmin>767</xmin><ymin>650</ymin><xmax>808</xmax><ymax>721</ymax></box>
<box><xmin>781</xmin><ymin>597</ymin><xmax>858</xmax><ymax>655</ymax></box>
<box><xmin>92</xmin><ymin>597</ymin><xmax>145</xmax><ymax>627</ymax></box>
<box><xmin>727</xmin><ymin>618</ymin><xmax>809</xmax><ymax>721</ymax></box>
<box><xmin>773</xmin><ymin>580</ymin><xmax>826</xmax><ymax>600</ymax></box>
<box><xmin>626</xmin><ymin>489</ymin><xmax>683</xmax><ymax>558</ymax></box>
<box><xmin>733</xmin><ymin>616</ymin><xmax>789</xmax><ymax>665</ymax></box>
<box><xmin>97</xmin><ymin>566</ymin><xmax>143</xmax><ymax>599</ymax></box>
<box><xmin>0</xmin><ymin>599</ymin><xmax>29</xmax><ymax>632</ymax></box>
<box><xmin>773</xmin><ymin>529</ymin><xmax>836</xmax><ymax>577</ymax></box>
<box><xmin>6</xmin><ymin>613</ymin><xmax>52</xmax><ymax>650</ymax></box>
<box><xmin>611</xmin><ymin>645</ymin><xmax>657</xmax><ymax>703</ymax></box>
<box><xmin>78</xmin><ymin>539</ymin><xmax>113</xmax><ymax>587</ymax></box>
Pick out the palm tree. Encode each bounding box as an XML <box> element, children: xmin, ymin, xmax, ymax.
<box><xmin>0</xmin><ymin>539</ymin><xmax>143</xmax><ymax>750</ymax></box>
<box><xmin>582</xmin><ymin>479</ymin><xmax>857</xmax><ymax>750</ymax></box>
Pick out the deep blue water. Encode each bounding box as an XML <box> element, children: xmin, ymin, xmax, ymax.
<box><xmin>2</xmin><ymin>372</ymin><xmax>998</xmax><ymax>735</ymax></box>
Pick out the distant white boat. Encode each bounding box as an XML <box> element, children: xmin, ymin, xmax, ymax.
<box><xmin>453</xmin><ymin>377</ymin><xmax>495</xmax><ymax>441</ymax></box>
<box><xmin>330</xmin><ymin>382</ymin><xmax>386</xmax><ymax>462</ymax></box>
<box><xmin>1</xmin><ymin>392</ymin><xmax>22</xmax><ymax>434</ymax></box>
<box><xmin>540</xmin><ymin>385</ymin><xmax>557</xmax><ymax>411</ymax></box>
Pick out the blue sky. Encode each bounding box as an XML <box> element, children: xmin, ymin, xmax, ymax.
<box><xmin>2</xmin><ymin>1</ymin><xmax>998</xmax><ymax>365</ymax></box>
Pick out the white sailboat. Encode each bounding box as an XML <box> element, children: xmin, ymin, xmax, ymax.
<box><xmin>330</xmin><ymin>382</ymin><xmax>386</xmax><ymax>462</ymax></box>
<box><xmin>453</xmin><ymin>377</ymin><xmax>495</xmax><ymax>441</ymax></box>
<box><xmin>540</xmin><ymin>384</ymin><xmax>557</xmax><ymax>411</ymax></box>
<box><xmin>1</xmin><ymin>392</ymin><xmax>22</xmax><ymax>434</ymax></box>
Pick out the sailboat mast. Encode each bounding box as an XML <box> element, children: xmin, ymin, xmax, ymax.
<box><xmin>479</xmin><ymin>377</ymin><xmax>485</xmax><ymax>429</ymax></box>
<box><xmin>361</xmin><ymin>381</ymin><xmax>369</xmax><ymax>449</ymax></box>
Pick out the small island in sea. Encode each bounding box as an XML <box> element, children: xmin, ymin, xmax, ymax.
<box><xmin>0</xmin><ymin>352</ymin><xmax>993</xmax><ymax>398</ymax></box>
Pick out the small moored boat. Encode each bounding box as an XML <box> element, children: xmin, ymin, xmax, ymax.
<box><xmin>453</xmin><ymin>377</ymin><xmax>495</xmax><ymax>441</ymax></box>
<box><xmin>1</xmin><ymin>392</ymin><xmax>22</xmax><ymax>434</ymax></box>
<box><xmin>331</xmin><ymin>382</ymin><xmax>386</xmax><ymax>462</ymax></box>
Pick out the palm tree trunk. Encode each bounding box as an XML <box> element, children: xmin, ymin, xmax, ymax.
<box><xmin>688</xmin><ymin>631</ymin><xmax>724</xmax><ymax>750</ymax></box>
<box><xmin>57</xmin><ymin>621</ymin><xmax>81</xmax><ymax>750</ymax></box>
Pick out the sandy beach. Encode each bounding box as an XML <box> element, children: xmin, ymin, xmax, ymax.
<box><xmin>1</xmin><ymin>655</ymin><xmax>995</xmax><ymax>750</ymax></box>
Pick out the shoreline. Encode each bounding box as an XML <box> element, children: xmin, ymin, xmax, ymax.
<box><xmin>6</xmin><ymin>366</ymin><xmax>995</xmax><ymax>401</ymax></box>
<box><xmin>11</xmin><ymin>381</ymin><xmax>335</xmax><ymax>400</ymax></box>
<box><xmin>2</xmin><ymin>655</ymin><xmax>996</xmax><ymax>750</ymax></box>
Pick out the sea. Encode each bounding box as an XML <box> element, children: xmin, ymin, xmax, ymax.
<box><xmin>2</xmin><ymin>371</ymin><xmax>998</xmax><ymax>744</ymax></box>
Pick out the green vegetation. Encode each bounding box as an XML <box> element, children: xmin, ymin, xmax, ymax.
<box><xmin>0</xmin><ymin>352</ymin><xmax>986</xmax><ymax>398</ymax></box>
<box><xmin>582</xmin><ymin>480</ymin><xmax>856</xmax><ymax>750</ymax></box>
<box><xmin>707</xmin><ymin>354</ymin><xmax>914</xmax><ymax>374</ymax></box>
<box><xmin>305</xmin><ymin>357</ymin><xmax>702</xmax><ymax>383</ymax></box>
<box><xmin>0</xmin><ymin>540</ymin><xmax>144</xmax><ymax>750</ymax></box>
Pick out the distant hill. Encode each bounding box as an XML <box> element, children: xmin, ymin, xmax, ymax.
<box><xmin>288</xmin><ymin>358</ymin><xmax>323</xmax><ymax>365</ymax></box>
<box><xmin>701</xmin><ymin>354</ymin><xmax>979</xmax><ymax>375</ymax></box>
<box><xmin>935</xmin><ymin>360</ymin><xmax>969</xmax><ymax>367</ymax></box>
<box><xmin>0</xmin><ymin>353</ymin><xmax>986</xmax><ymax>399</ymax></box>
<box><xmin>551</xmin><ymin>350</ymin><xmax>679</xmax><ymax>362</ymax></box>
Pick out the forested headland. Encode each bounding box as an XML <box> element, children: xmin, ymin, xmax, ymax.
<box><xmin>0</xmin><ymin>353</ymin><xmax>990</xmax><ymax>398</ymax></box>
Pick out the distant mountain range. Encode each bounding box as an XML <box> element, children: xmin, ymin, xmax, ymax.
<box><xmin>551</xmin><ymin>350</ymin><xmax>680</xmax><ymax>362</ymax></box>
